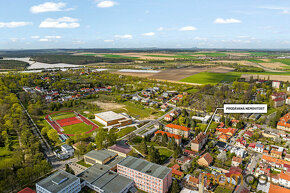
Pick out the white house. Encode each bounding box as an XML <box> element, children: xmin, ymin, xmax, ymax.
<box><xmin>54</xmin><ymin>144</ymin><xmax>74</xmax><ymax>160</ymax></box>
<box><xmin>254</xmin><ymin>143</ymin><xmax>264</xmax><ymax>153</ymax></box>
<box><xmin>230</xmin><ymin>147</ymin><xmax>247</xmax><ymax>158</ymax></box>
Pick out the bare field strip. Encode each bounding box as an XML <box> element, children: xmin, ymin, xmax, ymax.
<box><xmin>242</xmin><ymin>74</ymin><xmax>290</xmax><ymax>82</ymax></box>
<box><xmin>259</xmin><ymin>62</ymin><xmax>287</xmax><ymax>69</ymax></box>
<box><xmin>89</xmin><ymin>101</ymin><xmax>125</xmax><ymax>111</ymax></box>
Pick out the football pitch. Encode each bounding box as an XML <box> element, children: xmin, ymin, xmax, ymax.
<box><xmin>62</xmin><ymin>122</ymin><xmax>93</xmax><ymax>135</ymax></box>
<box><xmin>50</xmin><ymin>112</ymin><xmax>76</xmax><ymax>120</ymax></box>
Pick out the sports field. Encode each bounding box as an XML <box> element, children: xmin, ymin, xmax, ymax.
<box><xmin>50</xmin><ymin>112</ymin><xmax>76</xmax><ymax>120</ymax></box>
<box><xmin>180</xmin><ymin>72</ymin><xmax>240</xmax><ymax>84</ymax></box>
<box><xmin>62</xmin><ymin>122</ymin><xmax>93</xmax><ymax>135</ymax></box>
<box><xmin>46</xmin><ymin>111</ymin><xmax>98</xmax><ymax>136</ymax></box>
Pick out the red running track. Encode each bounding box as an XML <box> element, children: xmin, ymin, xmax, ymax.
<box><xmin>56</xmin><ymin>117</ymin><xmax>82</xmax><ymax>127</ymax></box>
<box><xmin>45</xmin><ymin>111</ymin><xmax>99</xmax><ymax>136</ymax></box>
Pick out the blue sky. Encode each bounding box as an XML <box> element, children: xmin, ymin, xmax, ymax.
<box><xmin>0</xmin><ymin>0</ymin><xmax>289</xmax><ymax>49</ymax></box>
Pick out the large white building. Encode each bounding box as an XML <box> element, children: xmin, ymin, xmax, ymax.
<box><xmin>36</xmin><ymin>170</ymin><xmax>81</xmax><ymax>193</ymax></box>
<box><xmin>94</xmin><ymin>111</ymin><xmax>132</xmax><ymax>127</ymax></box>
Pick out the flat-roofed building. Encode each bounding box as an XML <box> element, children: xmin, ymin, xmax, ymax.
<box><xmin>94</xmin><ymin>111</ymin><xmax>132</xmax><ymax>127</ymax></box>
<box><xmin>108</xmin><ymin>144</ymin><xmax>132</xmax><ymax>157</ymax></box>
<box><xmin>36</xmin><ymin>170</ymin><xmax>81</xmax><ymax>193</ymax></box>
<box><xmin>117</xmin><ymin>156</ymin><xmax>172</xmax><ymax>193</ymax></box>
<box><xmin>84</xmin><ymin>149</ymin><xmax>125</xmax><ymax>170</ymax></box>
<box><xmin>84</xmin><ymin>150</ymin><xmax>118</xmax><ymax>165</ymax></box>
<box><xmin>78</xmin><ymin>164</ymin><xmax>135</xmax><ymax>193</ymax></box>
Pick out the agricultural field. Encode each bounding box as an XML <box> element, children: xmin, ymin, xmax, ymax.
<box><xmin>192</xmin><ymin>52</ymin><xmax>227</xmax><ymax>57</ymax></box>
<box><xmin>180</xmin><ymin>72</ymin><xmax>241</xmax><ymax>84</ymax></box>
<box><xmin>0</xmin><ymin>59</ymin><xmax>29</xmax><ymax>70</ymax></box>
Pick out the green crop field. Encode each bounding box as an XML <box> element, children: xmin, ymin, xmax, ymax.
<box><xmin>102</xmin><ymin>54</ymin><xmax>139</xmax><ymax>59</ymax></box>
<box><xmin>193</xmin><ymin>52</ymin><xmax>227</xmax><ymax>57</ymax></box>
<box><xmin>51</xmin><ymin>112</ymin><xmax>76</xmax><ymax>120</ymax></box>
<box><xmin>247</xmin><ymin>59</ymin><xmax>265</xmax><ymax>63</ymax></box>
<box><xmin>145</xmin><ymin>54</ymin><xmax>197</xmax><ymax>59</ymax></box>
<box><xmin>270</xmin><ymin>59</ymin><xmax>290</xmax><ymax>65</ymax></box>
<box><xmin>181</xmin><ymin>72</ymin><xmax>240</xmax><ymax>84</ymax></box>
<box><xmin>62</xmin><ymin>122</ymin><xmax>93</xmax><ymax>135</ymax></box>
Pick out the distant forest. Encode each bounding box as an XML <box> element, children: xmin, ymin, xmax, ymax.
<box><xmin>0</xmin><ymin>60</ymin><xmax>29</xmax><ymax>70</ymax></box>
<box><xmin>31</xmin><ymin>55</ymin><xmax>134</xmax><ymax>65</ymax></box>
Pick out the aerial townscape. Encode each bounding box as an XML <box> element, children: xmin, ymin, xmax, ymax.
<box><xmin>1</xmin><ymin>1</ymin><xmax>290</xmax><ymax>193</ymax></box>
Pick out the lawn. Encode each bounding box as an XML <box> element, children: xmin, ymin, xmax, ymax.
<box><xmin>158</xmin><ymin>148</ymin><xmax>173</xmax><ymax>163</ymax></box>
<box><xmin>116</xmin><ymin>127</ymin><xmax>136</xmax><ymax>138</ymax></box>
<box><xmin>50</xmin><ymin>112</ymin><xmax>76</xmax><ymax>120</ymax></box>
<box><xmin>116</xmin><ymin>101</ymin><xmax>161</xmax><ymax>119</ymax></box>
<box><xmin>62</xmin><ymin>122</ymin><xmax>93</xmax><ymax>135</ymax></box>
<box><xmin>77</xmin><ymin>159</ymin><xmax>92</xmax><ymax>168</ymax></box>
<box><xmin>181</xmin><ymin>72</ymin><xmax>240</xmax><ymax>84</ymax></box>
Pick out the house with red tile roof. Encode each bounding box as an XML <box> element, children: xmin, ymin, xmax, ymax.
<box><xmin>279</xmin><ymin>171</ymin><xmax>290</xmax><ymax>188</ymax></box>
<box><xmin>244</xmin><ymin>130</ymin><xmax>253</xmax><ymax>138</ymax></box>
<box><xmin>268</xmin><ymin>184</ymin><xmax>290</xmax><ymax>193</ymax></box>
<box><xmin>216</xmin><ymin>128</ymin><xmax>236</xmax><ymax>136</ymax></box>
<box><xmin>232</xmin><ymin>156</ymin><xmax>243</xmax><ymax>167</ymax></box>
<box><xmin>164</xmin><ymin>114</ymin><xmax>173</xmax><ymax>122</ymax></box>
<box><xmin>165</xmin><ymin>124</ymin><xmax>190</xmax><ymax>138</ymax></box>
<box><xmin>191</xmin><ymin>132</ymin><xmax>208</xmax><ymax>152</ymax></box>
<box><xmin>155</xmin><ymin>130</ymin><xmax>182</xmax><ymax>145</ymax></box>
<box><xmin>218</xmin><ymin>134</ymin><xmax>230</xmax><ymax>142</ymax></box>
<box><xmin>197</xmin><ymin>153</ymin><xmax>213</xmax><ymax>167</ymax></box>
<box><xmin>277</xmin><ymin>113</ymin><xmax>290</xmax><ymax>132</ymax></box>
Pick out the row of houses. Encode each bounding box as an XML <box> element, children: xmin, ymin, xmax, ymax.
<box><xmin>255</xmin><ymin>154</ymin><xmax>290</xmax><ymax>189</ymax></box>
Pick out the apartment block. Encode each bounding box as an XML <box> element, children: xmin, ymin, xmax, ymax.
<box><xmin>117</xmin><ymin>156</ymin><xmax>172</xmax><ymax>193</ymax></box>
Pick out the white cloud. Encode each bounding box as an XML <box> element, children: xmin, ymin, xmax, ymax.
<box><xmin>104</xmin><ymin>39</ymin><xmax>114</xmax><ymax>42</ymax></box>
<box><xmin>259</xmin><ymin>6</ymin><xmax>290</xmax><ymax>14</ymax></box>
<box><xmin>214</xmin><ymin>18</ymin><xmax>241</xmax><ymax>24</ymax></box>
<box><xmin>114</xmin><ymin>34</ymin><xmax>132</xmax><ymax>39</ymax></box>
<box><xmin>157</xmin><ymin>27</ymin><xmax>164</xmax><ymax>31</ymax></box>
<box><xmin>31</xmin><ymin>36</ymin><xmax>40</xmax><ymax>39</ymax></box>
<box><xmin>179</xmin><ymin>26</ymin><xmax>197</xmax><ymax>31</ymax></box>
<box><xmin>97</xmin><ymin>1</ymin><xmax>118</xmax><ymax>8</ymax></box>
<box><xmin>10</xmin><ymin>38</ymin><xmax>19</xmax><ymax>42</ymax></box>
<box><xmin>142</xmin><ymin>32</ymin><xmax>155</xmax><ymax>36</ymax></box>
<box><xmin>39</xmin><ymin>17</ymin><xmax>80</xmax><ymax>28</ymax></box>
<box><xmin>45</xmin><ymin>35</ymin><xmax>62</xmax><ymax>39</ymax></box>
<box><xmin>30</xmin><ymin>2</ymin><xmax>73</xmax><ymax>14</ymax></box>
<box><xmin>39</xmin><ymin>38</ymin><xmax>49</xmax><ymax>42</ymax></box>
<box><xmin>0</xmin><ymin>21</ymin><xmax>32</xmax><ymax>28</ymax></box>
